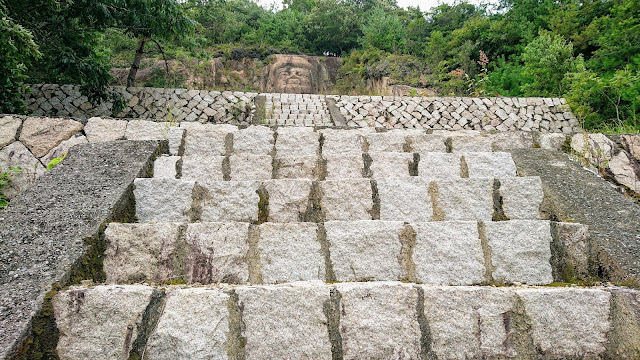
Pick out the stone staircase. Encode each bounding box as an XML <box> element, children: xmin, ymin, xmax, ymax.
<box><xmin>50</xmin><ymin>125</ymin><xmax>639</xmax><ymax>359</ymax></box>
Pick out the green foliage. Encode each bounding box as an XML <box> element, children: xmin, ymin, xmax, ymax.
<box><xmin>46</xmin><ymin>153</ymin><xmax>67</xmax><ymax>171</ymax></box>
<box><xmin>0</xmin><ymin>166</ymin><xmax>21</xmax><ymax>210</ymax></box>
<box><xmin>360</xmin><ymin>7</ymin><xmax>407</xmax><ymax>53</ymax></box>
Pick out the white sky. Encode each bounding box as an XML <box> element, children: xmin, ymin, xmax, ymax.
<box><xmin>256</xmin><ymin>0</ymin><xmax>482</xmax><ymax>11</ymax></box>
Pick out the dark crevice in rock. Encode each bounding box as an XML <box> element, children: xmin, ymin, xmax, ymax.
<box><xmin>317</xmin><ymin>223</ymin><xmax>336</xmax><ymax>282</ymax></box>
<box><xmin>459</xmin><ymin>155</ymin><xmax>469</xmax><ymax>178</ymax></box>
<box><xmin>409</xmin><ymin>153</ymin><xmax>420</xmax><ymax>176</ymax></box>
<box><xmin>362</xmin><ymin>153</ymin><xmax>373</xmax><ymax>178</ymax></box>
<box><xmin>222</xmin><ymin>156</ymin><xmax>231</xmax><ymax>181</ymax></box>
<box><xmin>189</xmin><ymin>183</ymin><xmax>207</xmax><ymax>223</ymax></box>
<box><xmin>175</xmin><ymin>157</ymin><xmax>183</xmax><ymax>179</ymax></box>
<box><xmin>399</xmin><ymin>224</ymin><xmax>418</xmax><ymax>283</ymax></box>
<box><xmin>370</xmin><ymin>180</ymin><xmax>381</xmax><ymax>220</ymax></box>
<box><xmin>428</xmin><ymin>181</ymin><xmax>445</xmax><ymax>221</ymax></box>
<box><xmin>128</xmin><ymin>289</ymin><xmax>167</xmax><ymax>360</ymax></box>
<box><xmin>492</xmin><ymin>179</ymin><xmax>509</xmax><ymax>221</ymax></box>
<box><xmin>246</xmin><ymin>224</ymin><xmax>263</xmax><ymax>284</ymax></box>
<box><xmin>172</xmin><ymin>224</ymin><xmax>189</xmax><ymax>283</ymax></box>
<box><xmin>478</xmin><ymin>221</ymin><xmax>496</xmax><ymax>284</ymax></box>
<box><xmin>509</xmin><ymin>295</ymin><xmax>539</xmax><ymax>359</ymax></box>
<box><xmin>225</xmin><ymin>132</ymin><xmax>234</xmax><ymax>156</ymax></box>
<box><xmin>445</xmin><ymin>137</ymin><xmax>453</xmax><ymax>153</ymax></box>
<box><xmin>256</xmin><ymin>184</ymin><xmax>269</xmax><ymax>224</ymax></box>
<box><xmin>315</xmin><ymin>157</ymin><xmax>328</xmax><ymax>181</ymax></box>
<box><xmin>303</xmin><ymin>181</ymin><xmax>325</xmax><ymax>223</ymax></box>
<box><xmin>225</xmin><ymin>290</ymin><xmax>247</xmax><ymax>360</ymax></box>
<box><xmin>549</xmin><ymin>221</ymin><xmax>568</xmax><ymax>282</ymax></box>
<box><xmin>361</xmin><ymin>135</ymin><xmax>370</xmax><ymax>153</ymax></box>
<box><xmin>324</xmin><ymin>287</ymin><xmax>344</xmax><ymax>360</ymax></box>
<box><xmin>270</xmin><ymin>130</ymin><xmax>278</xmax><ymax>179</ymax></box>
<box><xmin>415</xmin><ymin>286</ymin><xmax>437</xmax><ymax>360</ymax></box>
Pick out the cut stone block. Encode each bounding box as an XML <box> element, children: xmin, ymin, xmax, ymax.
<box><xmin>447</xmin><ymin>132</ymin><xmax>493</xmax><ymax>152</ymax></box>
<box><xmin>418</xmin><ymin>152</ymin><xmax>461</xmax><ymax>179</ymax></box>
<box><xmin>236</xmin><ymin>282</ymin><xmax>332</xmax><ymax>360</ymax></box>
<box><xmin>539</xmin><ymin>133</ymin><xmax>567</xmax><ymax>151</ymax></box>
<box><xmin>200</xmin><ymin>181</ymin><xmax>260</xmax><ymax>222</ymax></box>
<box><xmin>369</xmin><ymin>152</ymin><xmax>412</xmax><ymax>178</ymax></box>
<box><xmin>413</xmin><ymin>222</ymin><xmax>485</xmax><ymax>285</ymax></box>
<box><xmin>233</xmin><ymin>125</ymin><xmax>274</xmax><ymax>154</ymax></box>
<box><xmin>229</xmin><ymin>154</ymin><xmax>273</xmax><ymax>181</ymax></box>
<box><xmin>464</xmin><ymin>152</ymin><xmax>517</xmax><ymax>178</ymax></box>
<box><xmin>491</xmin><ymin>132</ymin><xmax>534</xmax><ymax>150</ymax></box>
<box><xmin>485</xmin><ymin>220</ymin><xmax>553</xmax><ymax>284</ymax></box>
<box><xmin>555</xmin><ymin>222</ymin><xmax>590</xmax><ymax>278</ymax></box>
<box><xmin>321</xmin><ymin>128</ymin><xmax>373</xmax><ymax>155</ymax></box>
<box><xmin>499</xmin><ymin>176</ymin><xmax>543</xmax><ymax>219</ymax></box>
<box><xmin>19</xmin><ymin>116</ymin><xmax>83</xmax><ymax>157</ymax></box>
<box><xmin>377</xmin><ymin>177</ymin><xmax>432</xmax><ymax>222</ymax></box>
<box><xmin>422</xmin><ymin>286</ymin><xmax>517</xmax><ymax>359</ymax></box>
<box><xmin>53</xmin><ymin>285</ymin><xmax>154</xmax><ymax>360</ymax></box>
<box><xmin>326</xmin><ymin>220</ymin><xmax>405</xmax><ymax>281</ymax></box>
<box><xmin>153</xmin><ymin>155</ymin><xmax>179</xmax><ymax>179</ymax></box>
<box><xmin>167</xmin><ymin>126</ymin><xmax>185</xmax><ymax>156</ymax></box>
<box><xmin>84</xmin><ymin>117</ymin><xmax>127</xmax><ymax>143</ymax></box>
<box><xmin>257</xmin><ymin>223</ymin><xmax>323</xmax><ymax>283</ymax></box>
<box><xmin>275</xmin><ymin>156</ymin><xmax>318</xmax><ymax>179</ymax></box>
<box><xmin>325</xmin><ymin>154</ymin><xmax>364</xmax><ymax>179</ymax></box>
<box><xmin>263</xmin><ymin>179</ymin><xmax>312</xmax><ymax>222</ymax></box>
<box><xmin>185</xmin><ymin>222</ymin><xmax>250</xmax><ymax>284</ymax></box>
<box><xmin>320</xmin><ymin>179</ymin><xmax>373</xmax><ymax>220</ymax></box>
<box><xmin>124</xmin><ymin>120</ymin><xmax>165</xmax><ymax>141</ymax></box>
<box><xmin>181</xmin><ymin>123</ymin><xmax>237</xmax><ymax>156</ymax></box>
<box><xmin>436</xmin><ymin>179</ymin><xmax>493</xmax><ymax>220</ymax></box>
<box><xmin>275</xmin><ymin>126</ymin><xmax>320</xmax><ymax>156</ymax></box>
<box><xmin>337</xmin><ymin>282</ymin><xmax>421</xmax><ymax>359</ymax></box>
<box><xmin>103</xmin><ymin>223</ymin><xmax>181</xmax><ymax>283</ymax></box>
<box><xmin>365</xmin><ymin>131</ymin><xmax>410</xmax><ymax>152</ymax></box>
<box><xmin>145</xmin><ymin>288</ymin><xmax>230</xmax><ymax>360</ymax></box>
<box><xmin>406</xmin><ymin>133</ymin><xmax>447</xmax><ymax>152</ymax></box>
<box><xmin>0</xmin><ymin>116</ymin><xmax>21</xmax><ymax>148</ymax></box>
<box><xmin>180</xmin><ymin>155</ymin><xmax>224</xmax><ymax>182</ymax></box>
<box><xmin>517</xmin><ymin>288</ymin><xmax>611</xmax><ymax>357</ymax></box>
<box><xmin>134</xmin><ymin>178</ymin><xmax>195</xmax><ymax>223</ymax></box>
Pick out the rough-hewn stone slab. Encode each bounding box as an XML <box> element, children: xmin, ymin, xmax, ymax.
<box><xmin>446</xmin><ymin>132</ymin><xmax>493</xmax><ymax>152</ymax></box>
<box><xmin>181</xmin><ymin>123</ymin><xmax>236</xmax><ymax>156</ymax></box>
<box><xmin>377</xmin><ymin>178</ymin><xmax>432</xmax><ymax>222</ymax></box>
<box><xmin>167</xmin><ymin>126</ymin><xmax>184</xmax><ymax>156</ymax></box>
<box><xmin>185</xmin><ymin>222</ymin><xmax>250</xmax><ymax>284</ymax></box>
<box><xmin>134</xmin><ymin>178</ymin><xmax>195</xmax><ymax>222</ymax></box>
<box><xmin>275</xmin><ymin>156</ymin><xmax>318</xmax><ymax>179</ymax></box>
<box><xmin>40</xmin><ymin>133</ymin><xmax>87</xmax><ymax>166</ymax></box>
<box><xmin>485</xmin><ymin>220</ymin><xmax>553</xmax><ymax>284</ymax></box>
<box><xmin>325</xmin><ymin>154</ymin><xmax>364</xmax><ymax>179</ymax></box>
<box><xmin>406</xmin><ymin>133</ymin><xmax>447</xmax><ymax>152</ymax></box>
<box><xmin>83</xmin><ymin>117</ymin><xmax>127</xmax><ymax>143</ymax></box>
<box><xmin>0</xmin><ymin>116</ymin><xmax>22</xmax><ymax>148</ymax></box>
<box><xmin>233</xmin><ymin>125</ymin><xmax>274</xmax><ymax>155</ymax></box>
<box><xmin>258</xmin><ymin>223</ymin><xmax>324</xmax><ymax>283</ymax></box>
<box><xmin>418</xmin><ymin>152</ymin><xmax>461</xmax><ymax>179</ymax></box>
<box><xmin>53</xmin><ymin>285</ymin><xmax>154</xmax><ymax>360</ymax></box>
<box><xmin>236</xmin><ymin>282</ymin><xmax>332</xmax><ymax>360</ymax></box>
<box><xmin>413</xmin><ymin>222</ymin><xmax>485</xmax><ymax>285</ymax></box>
<box><xmin>124</xmin><ymin>120</ymin><xmax>166</xmax><ymax>141</ymax></box>
<box><xmin>464</xmin><ymin>152</ymin><xmax>517</xmax><ymax>178</ymax></box>
<box><xmin>275</xmin><ymin>126</ymin><xmax>319</xmax><ymax>156</ymax></box>
<box><xmin>180</xmin><ymin>155</ymin><xmax>224</xmax><ymax>182</ymax></box>
<box><xmin>491</xmin><ymin>132</ymin><xmax>534</xmax><ymax>151</ymax></box>
<box><xmin>365</xmin><ymin>131</ymin><xmax>410</xmax><ymax>152</ymax></box>
<box><xmin>104</xmin><ymin>223</ymin><xmax>181</xmax><ymax>283</ymax></box>
<box><xmin>518</xmin><ymin>288</ymin><xmax>611</xmax><ymax>357</ymax></box>
<box><xmin>320</xmin><ymin>179</ymin><xmax>373</xmax><ymax>220</ymax></box>
<box><xmin>422</xmin><ymin>286</ymin><xmax>517</xmax><ymax>359</ymax></box>
<box><xmin>539</xmin><ymin>133</ymin><xmax>567</xmax><ymax>151</ymax></box>
<box><xmin>337</xmin><ymin>282</ymin><xmax>421</xmax><ymax>359</ymax></box>
<box><xmin>321</xmin><ymin>128</ymin><xmax>373</xmax><ymax>155</ymax></box>
<box><xmin>0</xmin><ymin>141</ymin><xmax>161</xmax><ymax>358</ymax></box>
<box><xmin>200</xmin><ymin>181</ymin><xmax>260</xmax><ymax>222</ymax></box>
<box><xmin>499</xmin><ymin>176</ymin><xmax>543</xmax><ymax>219</ymax></box>
<box><xmin>18</xmin><ymin>116</ymin><xmax>83</xmax><ymax>157</ymax></box>
<box><xmin>153</xmin><ymin>155</ymin><xmax>179</xmax><ymax>179</ymax></box>
<box><xmin>436</xmin><ymin>179</ymin><xmax>493</xmax><ymax>220</ymax></box>
<box><xmin>369</xmin><ymin>152</ymin><xmax>412</xmax><ymax>178</ymax></box>
<box><xmin>326</xmin><ymin>221</ymin><xmax>404</xmax><ymax>281</ymax></box>
<box><xmin>229</xmin><ymin>154</ymin><xmax>273</xmax><ymax>180</ymax></box>
<box><xmin>263</xmin><ymin>179</ymin><xmax>312</xmax><ymax>222</ymax></box>
<box><xmin>145</xmin><ymin>288</ymin><xmax>230</xmax><ymax>359</ymax></box>
<box><xmin>0</xmin><ymin>141</ymin><xmax>45</xmax><ymax>199</ymax></box>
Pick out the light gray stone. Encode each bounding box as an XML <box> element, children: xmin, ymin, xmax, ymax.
<box><xmin>622</xmin><ymin>134</ymin><xmax>640</xmax><ymax>160</ymax></box>
<box><xmin>609</xmin><ymin>151</ymin><xmax>640</xmax><ymax>193</ymax></box>
<box><xmin>436</xmin><ymin>179</ymin><xmax>493</xmax><ymax>220</ymax></box>
<box><xmin>124</xmin><ymin>120</ymin><xmax>165</xmax><ymax>140</ymax></box>
<box><xmin>275</xmin><ymin>156</ymin><xmax>318</xmax><ymax>179</ymax></box>
<box><xmin>369</xmin><ymin>152</ymin><xmax>412</xmax><ymax>178</ymax></box>
<box><xmin>406</xmin><ymin>133</ymin><xmax>447</xmax><ymax>152</ymax></box>
<box><xmin>181</xmin><ymin>123</ymin><xmax>237</xmax><ymax>156</ymax></box>
<box><xmin>499</xmin><ymin>176</ymin><xmax>543</xmax><ymax>219</ymax></box>
<box><xmin>418</xmin><ymin>152</ymin><xmax>461</xmax><ymax>179</ymax></box>
<box><xmin>326</xmin><ymin>220</ymin><xmax>404</xmax><ymax>281</ymax></box>
<box><xmin>185</xmin><ymin>222</ymin><xmax>250</xmax><ymax>284</ymax></box>
<box><xmin>539</xmin><ymin>133</ymin><xmax>567</xmax><ymax>151</ymax></box>
<box><xmin>180</xmin><ymin>155</ymin><xmax>224</xmax><ymax>182</ymax></box>
<box><xmin>229</xmin><ymin>154</ymin><xmax>273</xmax><ymax>181</ymax></box>
<box><xmin>337</xmin><ymin>282</ymin><xmax>421</xmax><ymax>359</ymax></box>
<box><xmin>236</xmin><ymin>282</ymin><xmax>332</xmax><ymax>360</ymax></box>
<box><xmin>448</xmin><ymin>134</ymin><xmax>493</xmax><ymax>152</ymax></box>
<box><xmin>422</xmin><ymin>286</ymin><xmax>517</xmax><ymax>359</ymax></box>
<box><xmin>377</xmin><ymin>177</ymin><xmax>432</xmax><ymax>222</ymax></box>
<box><xmin>84</xmin><ymin>117</ymin><xmax>127</xmax><ymax>143</ymax></box>
<box><xmin>571</xmin><ymin>133</ymin><xmax>615</xmax><ymax>163</ymax></box>
<box><xmin>320</xmin><ymin>179</ymin><xmax>373</xmax><ymax>220</ymax></box>
<box><xmin>134</xmin><ymin>178</ymin><xmax>195</xmax><ymax>222</ymax></box>
<box><xmin>555</xmin><ymin>222</ymin><xmax>590</xmax><ymax>278</ymax></box>
<box><xmin>167</xmin><ymin>126</ymin><xmax>185</xmax><ymax>156</ymax></box>
<box><xmin>365</xmin><ymin>131</ymin><xmax>410</xmax><ymax>152</ymax></box>
<box><xmin>0</xmin><ymin>141</ymin><xmax>45</xmax><ymax>199</ymax></box>
<box><xmin>40</xmin><ymin>133</ymin><xmax>87</xmax><ymax>166</ymax></box>
<box><xmin>103</xmin><ymin>223</ymin><xmax>181</xmax><ymax>283</ymax></box>
<box><xmin>275</xmin><ymin>126</ymin><xmax>320</xmax><ymax>156</ymax></box>
<box><xmin>464</xmin><ymin>152</ymin><xmax>517</xmax><ymax>178</ymax></box>
<box><xmin>19</xmin><ymin>117</ymin><xmax>84</xmax><ymax>157</ymax></box>
<box><xmin>485</xmin><ymin>220</ymin><xmax>553</xmax><ymax>284</ymax></box>
<box><xmin>491</xmin><ymin>132</ymin><xmax>534</xmax><ymax>150</ymax></box>
<box><xmin>321</xmin><ymin>128</ymin><xmax>373</xmax><ymax>155</ymax></box>
<box><xmin>53</xmin><ymin>285</ymin><xmax>154</xmax><ymax>360</ymax></box>
<box><xmin>258</xmin><ymin>223</ymin><xmax>323</xmax><ymax>283</ymax></box>
<box><xmin>233</xmin><ymin>125</ymin><xmax>274</xmax><ymax>155</ymax></box>
<box><xmin>145</xmin><ymin>288</ymin><xmax>230</xmax><ymax>360</ymax></box>
<box><xmin>200</xmin><ymin>181</ymin><xmax>260</xmax><ymax>222</ymax></box>
<box><xmin>325</xmin><ymin>154</ymin><xmax>364</xmax><ymax>179</ymax></box>
<box><xmin>413</xmin><ymin>222</ymin><xmax>485</xmax><ymax>285</ymax></box>
<box><xmin>153</xmin><ymin>155</ymin><xmax>179</xmax><ymax>179</ymax></box>
<box><xmin>0</xmin><ymin>116</ymin><xmax>21</xmax><ymax>148</ymax></box>
<box><xmin>263</xmin><ymin>179</ymin><xmax>312</xmax><ymax>222</ymax></box>
<box><xmin>517</xmin><ymin>288</ymin><xmax>611</xmax><ymax>357</ymax></box>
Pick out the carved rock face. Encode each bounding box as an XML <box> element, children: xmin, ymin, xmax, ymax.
<box><xmin>263</xmin><ymin>55</ymin><xmax>318</xmax><ymax>94</ymax></box>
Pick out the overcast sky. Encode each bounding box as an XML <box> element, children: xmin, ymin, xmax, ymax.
<box><xmin>256</xmin><ymin>0</ymin><xmax>482</xmax><ymax>12</ymax></box>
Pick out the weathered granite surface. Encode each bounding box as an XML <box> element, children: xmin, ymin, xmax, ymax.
<box><xmin>0</xmin><ymin>140</ymin><xmax>163</xmax><ymax>359</ymax></box>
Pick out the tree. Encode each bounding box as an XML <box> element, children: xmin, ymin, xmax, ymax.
<box><xmin>360</xmin><ymin>7</ymin><xmax>407</xmax><ymax>53</ymax></box>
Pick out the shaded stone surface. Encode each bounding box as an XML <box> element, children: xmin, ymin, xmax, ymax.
<box><xmin>18</xmin><ymin>117</ymin><xmax>83</xmax><ymax>157</ymax></box>
<box><xmin>40</xmin><ymin>134</ymin><xmax>87</xmax><ymax>166</ymax></box>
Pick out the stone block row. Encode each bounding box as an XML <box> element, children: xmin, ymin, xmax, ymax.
<box><xmin>53</xmin><ymin>282</ymin><xmax>637</xmax><ymax>360</ymax></box>
<box><xmin>103</xmin><ymin>220</ymin><xmax>556</xmax><ymax>286</ymax></box>
<box><xmin>134</xmin><ymin>177</ymin><xmax>544</xmax><ymax>223</ymax></box>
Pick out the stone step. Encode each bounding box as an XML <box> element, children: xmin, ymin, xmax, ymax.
<box><xmin>102</xmin><ymin>220</ymin><xmax>573</xmax><ymax>286</ymax></box>
<box><xmin>52</xmin><ymin>282</ymin><xmax>638</xmax><ymax>359</ymax></box>
<box><xmin>133</xmin><ymin>177</ymin><xmax>543</xmax><ymax>223</ymax></box>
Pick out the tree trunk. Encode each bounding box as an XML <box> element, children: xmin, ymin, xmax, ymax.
<box><xmin>127</xmin><ymin>38</ymin><xmax>147</xmax><ymax>87</ymax></box>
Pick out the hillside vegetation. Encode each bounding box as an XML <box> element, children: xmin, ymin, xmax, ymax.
<box><xmin>1</xmin><ymin>0</ymin><xmax>639</xmax><ymax>132</ymax></box>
